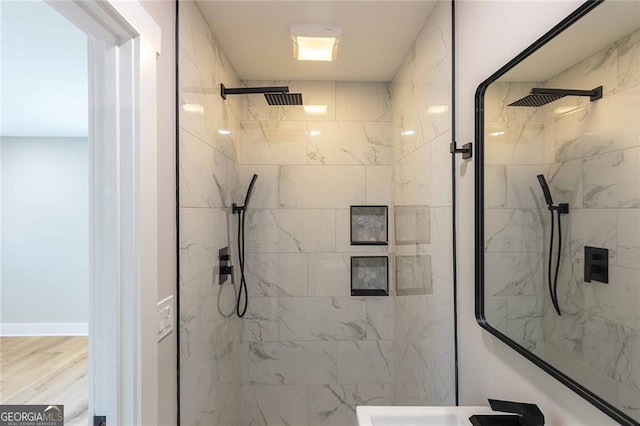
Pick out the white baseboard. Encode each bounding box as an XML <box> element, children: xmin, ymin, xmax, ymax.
<box><xmin>0</xmin><ymin>322</ymin><xmax>89</xmax><ymax>336</ymax></box>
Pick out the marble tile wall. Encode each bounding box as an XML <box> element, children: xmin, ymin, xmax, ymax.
<box><xmin>178</xmin><ymin>1</ymin><xmax>243</xmax><ymax>424</ymax></box>
<box><xmin>484</xmin><ymin>27</ymin><xmax>640</xmax><ymax>422</ymax></box>
<box><xmin>483</xmin><ymin>80</ymin><xmax>546</xmax><ymax>354</ymax></box>
<box><xmin>541</xmin><ymin>27</ymin><xmax>640</xmax><ymax>422</ymax></box>
<box><xmin>236</xmin><ymin>80</ymin><xmax>394</xmax><ymax>426</ymax></box>
<box><xmin>390</xmin><ymin>0</ymin><xmax>455</xmax><ymax>406</ymax></box>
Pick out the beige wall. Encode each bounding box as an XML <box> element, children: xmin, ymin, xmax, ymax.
<box><xmin>139</xmin><ymin>1</ymin><xmax>177</xmax><ymax>424</ymax></box>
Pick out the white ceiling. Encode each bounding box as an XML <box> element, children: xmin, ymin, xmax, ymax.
<box><xmin>196</xmin><ymin>1</ymin><xmax>438</xmax><ymax>82</ymax></box>
<box><xmin>1</xmin><ymin>0</ymin><xmax>88</xmax><ymax>138</ymax></box>
<box><xmin>500</xmin><ymin>1</ymin><xmax>640</xmax><ymax>82</ymax></box>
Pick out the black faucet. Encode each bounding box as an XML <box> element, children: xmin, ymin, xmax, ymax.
<box><xmin>469</xmin><ymin>399</ymin><xmax>545</xmax><ymax>426</ymax></box>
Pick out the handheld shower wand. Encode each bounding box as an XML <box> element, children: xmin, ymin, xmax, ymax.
<box><xmin>233</xmin><ymin>174</ymin><xmax>258</xmax><ymax>318</ymax></box>
<box><xmin>536</xmin><ymin>174</ymin><xmax>569</xmax><ymax>316</ymax></box>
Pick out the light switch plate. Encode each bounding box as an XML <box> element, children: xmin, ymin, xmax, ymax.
<box><xmin>157</xmin><ymin>295</ymin><xmax>174</xmax><ymax>342</ymax></box>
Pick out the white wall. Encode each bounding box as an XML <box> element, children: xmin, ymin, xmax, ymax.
<box><xmin>0</xmin><ymin>1</ymin><xmax>88</xmax><ymax>137</ymax></box>
<box><xmin>138</xmin><ymin>1</ymin><xmax>177</xmax><ymax>424</ymax></box>
<box><xmin>1</xmin><ymin>137</ymin><xmax>88</xmax><ymax>328</ymax></box>
<box><xmin>456</xmin><ymin>1</ymin><xmax>616</xmax><ymax>424</ymax></box>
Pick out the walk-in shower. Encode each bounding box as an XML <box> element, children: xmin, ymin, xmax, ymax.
<box><xmin>177</xmin><ymin>1</ymin><xmax>456</xmax><ymax>424</ymax></box>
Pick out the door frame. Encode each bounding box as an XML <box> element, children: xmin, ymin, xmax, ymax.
<box><xmin>45</xmin><ymin>1</ymin><xmax>161</xmax><ymax>424</ymax></box>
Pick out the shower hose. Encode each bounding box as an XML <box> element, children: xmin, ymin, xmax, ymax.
<box><xmin>548</xmin><ymin>209</ymin><xmax>563</xmax><ymax>316</ymax></box>
<box><xmin>236</xmin><ymin>208</ymin><xmax>249</xmax><ymax>318</ymax></box>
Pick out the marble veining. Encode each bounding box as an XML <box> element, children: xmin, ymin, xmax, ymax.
<box><xmin>337</xmin><ymin>341</ymin><xmax>394</xmax><ymax>384</ymax></box>
<box><xmin>394</xmin><ymin>206</ymin><xmax>430</xmax><ymax>245</ymax></box>
<box><xmin>484</xmin><ymin>209</ymin><xmax>543</xmax><ymax>253</ymax></box>
<box><xmin>307</xmin><ymin>254</ymin><xmax>350</xmax><ymax>297</ymax></box>
<box><xmin>617</xmin><ymin>29</ymin><xmax>640</xmax><ymax>92</ymax></box>
<box><xmin>249</xmin><ymin>341</ymin><xmax>337</xmax><ymax>385</ymax></box>
<box><xmin>583</xmin><ymin>147</ymin><xmax>640</xmax><ymax>208</ymax></box>
<box><xmin>244</xmin><ymin>253</ymin><xmax>308</xmax><ymax>297</ymax></box>
<box><xmin>506</xmin><ymin>297</ymin><xmax>544</xmax><ymax>341</ymax></box>
<box><xmin>240</xmin><ymin>385</ymin><xmax>309</xmax><ymax>426</ymax></box>
<box><xmin>307</xmin><ymin>122</ymin><xmax>391</xmax><ymax>166</ymax></box>
<box><xmin>366</xmin><ymin>297</ymin><xmax>394</xmax><ymax>340</ymax></box>
<box><xmin>484</xmin><ymin>252</ymin><xmax>543</xmax><ymax>297</ymax></box>
<box><xmin>278</xmin><ymin>166</ymin><xmax>365</xmax><ymax>208</ymax></box>
<box><xmin>484</xmin><ymin>121</ymin><xmax>545</xmax><ymax>166</ymax></box>
<box><xmin>336</xmin><ymin>82</ymin><xmax>391</xmax><ymax>122</ymax></box>
<box><xmin>396</xmin><ymin>255</ymin><xmax>433</xmax><ymax>296</ymax></box>
<box><xmin>246</xmin><ymin>209</ymin><xmax>336</xmax><ymax>253</ymax></box>
<box><xmin>618</xmin><ymin>209</ymin><xmax>640</xmax><ymax>270</ymax></box>
<box><xmin>243</xmin><ymin>298</ymin><xmax>278</xmax><ymax>342</ymax></box>
<box><xmin>309</xmin><ymin>384</ymin><xmax>393</xmax><ymax>426</ymax></box>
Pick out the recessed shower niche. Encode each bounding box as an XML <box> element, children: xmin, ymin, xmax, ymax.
<box><xmin>350</xmin><ymin>205</ymin><xmax>389</xmax><ymax>245</ymax></box>
<box><xmin>351</xmin><ymin>256</ymin><xmax>389</xmax><ymax>296</ymax></box>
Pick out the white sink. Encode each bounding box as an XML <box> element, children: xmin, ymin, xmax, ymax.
<box><xmin>356</xmin><ymin>406</ymin><xmax>503</xmax><ymax>426</ymax></box>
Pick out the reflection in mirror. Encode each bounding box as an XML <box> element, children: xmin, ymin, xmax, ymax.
<box><xmin>478</xmin><ymin>1</ymin><xmax>640</xmax><ymax>424</ymax></box>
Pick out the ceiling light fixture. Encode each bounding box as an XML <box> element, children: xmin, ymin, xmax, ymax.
<box><xmin>290</xmin><ymin>24</ymin><xmax>342</xmax><ymax>62</ymax></box>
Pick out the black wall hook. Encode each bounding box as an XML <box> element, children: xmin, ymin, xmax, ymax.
<box><xmin>450</xmin><ymin>141</ymin><xmax>472</xmax><ymax>159</ymax></box>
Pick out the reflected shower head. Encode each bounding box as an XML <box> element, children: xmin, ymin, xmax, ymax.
<box><xmin>264</xmin><ymin>93</ymin><xmax>303</xmax><ymax>106</ymax></box>
<box><xmin>508</xmin><ymin>86</ymin><xmax>603</xmax><ymax>107</ymax></box>
<box><xmin>509</xmin><ymin>93</ymin><xmax>565</xmax><ymax>107</ymax></box>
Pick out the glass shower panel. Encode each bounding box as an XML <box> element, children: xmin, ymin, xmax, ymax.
<box><xmin>390</xmin><ymin>0</ymin><xmax>455</xmax><ymax>406</ymax></box>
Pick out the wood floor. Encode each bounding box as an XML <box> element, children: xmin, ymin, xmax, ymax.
<box><xmin>0</xmin><ymin>336</ymin><xmax>88</xmax><ymax>426</ymax></box>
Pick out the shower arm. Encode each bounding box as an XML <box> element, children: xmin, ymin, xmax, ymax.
<box><xmin>532</xmin><ymin>86</ymin><xmax>602</xmax><ymax>102</ymax></box>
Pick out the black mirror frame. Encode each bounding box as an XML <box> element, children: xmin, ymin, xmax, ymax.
<box><xmin>474</xmin><ymin>1</ymin><xmax>637</xmax><ymax>425</ymax></box>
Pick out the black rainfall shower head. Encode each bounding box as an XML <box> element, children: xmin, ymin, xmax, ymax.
<box><xmin>220</xmin><ymin>84</ymin><xmax>303</xmax><ymax>106</ymax></box>
<box><xmin>508</xmin><ymin>86</ymin><xmax>603</xmax><ymax>107</ymax></box>
<box><xmin>264</xmin><ymin>93</ymin><xmax>303</xmax><ymax>106</ymax></box>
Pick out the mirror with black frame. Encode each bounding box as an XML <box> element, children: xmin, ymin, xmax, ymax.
<box><xmin>475</xmin><ymin>1</ymin><xmax>640</xmax><ymax>425</ymax></box>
